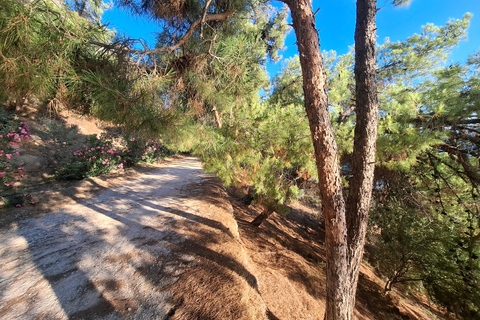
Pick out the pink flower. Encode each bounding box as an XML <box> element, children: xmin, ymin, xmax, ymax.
<box><xmin>0</xmin><ymin>172</ymin><xmax>6</xmax><ymax>177</ymax></box>
<box><xmin>6</xmin><ymin>154</ymin><xmax>12</xmax><ymax>159</ymax></box>
<box><xmin>4</xmin><ymin>182</ymin><xmax>15</xmax><ymax>187</ymax></box>
<box><xmin>17</xmin><ymin>166</ymin><xmax>24</xmax><ymax>171</ymax></box>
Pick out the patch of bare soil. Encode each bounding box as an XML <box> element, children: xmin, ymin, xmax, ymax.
<box><xmin>228</xmin><ymin>195</ymin><xmax>448</xmax><ymax>320</ymax></box>
<box><xmin>0</xmin><ymin>156</ymin><xmax>182</xmax><ymax>226</ymax></box>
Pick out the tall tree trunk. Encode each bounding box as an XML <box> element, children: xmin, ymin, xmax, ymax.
<box><xmin>345</xmin><ymin>0</ymin><xmax>379</xmax><ymax>315</ymax></box>
<box><xmin>283</xmin><ymin>0</ymin><xmax>349</xmax><ymax>319</ymax></box>
<box><xmin>282</xmin><ymin>0</ymin><xmax>380</xmax><ymax>318</ymax></box>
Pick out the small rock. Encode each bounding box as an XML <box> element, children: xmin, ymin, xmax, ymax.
<box><xmin>11</xmin><ymin>154</ymin><xmax>47</xmax><ymax>172</ymax></box>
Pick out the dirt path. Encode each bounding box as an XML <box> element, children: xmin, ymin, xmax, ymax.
<box><xmin>0</xmin><ymin>157</ymin><xmax>267</xmax><ymax>320</ymax></box>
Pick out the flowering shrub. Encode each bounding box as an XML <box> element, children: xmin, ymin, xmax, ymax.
<box><xmin>0</xmin><ymin>112</ymin><xmax>35</xmax><ymax>208</ymax></box>
<box><xmin>0</xmin><ymin>114</ymin><xmax>31</xmax><ymax>190</ymax></box>
<box><xmin>124</xmin><ymin>138</ymin><xmax>171</xmax><ymax>164</ymax></box>
<box><xmin>56</xmin><ymin>133</ymin><xmax>172</xmax><ymax>180</ymax></box>
<box><xmin>56</xmin><ymin>137</ymin><xmax>126</xmax><ymax>180</ymax></box>
<box><xmin>141</xmin><ymin>139</ymin><xmax>170</xmax><ymax>163</ymax></box>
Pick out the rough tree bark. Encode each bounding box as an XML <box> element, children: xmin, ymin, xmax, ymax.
<box><xmin>345</xmin><ymin>0</ymin><xmax>379</xmax><ymax>315</ymax></box>
<box><xmin>280</xmin><ymin>0</ymin><xmax>379</xmax><ymax>319</ymax></box>
<box><xmin>281</xmin><ymin>0</ymin><xmax>349</xmax><ymax>318</ymax></box>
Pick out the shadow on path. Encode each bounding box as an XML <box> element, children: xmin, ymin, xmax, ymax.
<box><xmin>17</xmin><ymin>215</ymin><xmax>118</xmax><ymax>319</ymax></box>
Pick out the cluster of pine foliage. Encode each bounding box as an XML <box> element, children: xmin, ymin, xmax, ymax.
<box><xmin>0</xmin><ymin>0</ymin><xmax>479</xmax><ymax>318</ymax></box>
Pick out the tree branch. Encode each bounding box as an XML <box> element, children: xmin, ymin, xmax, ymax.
<box><xmin>91</xmin><ymin>12</ymin><xmax>234</xmax><ymax>56</ymax></box>
<box><xmin>200</xmin><ymin>0</ymin><xmax>214</xmax><ymax>39</ymax></box>
<box><xmin>337</xmin><ymin>105</ymin><xmax>356</xmax><ymax>123</ymax></box>
<box><xmin>438</xmin><ymin>144</ymin><xmax>480</xmax><ymax>186</ymax></box>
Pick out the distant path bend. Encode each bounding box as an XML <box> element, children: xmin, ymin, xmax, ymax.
<box><xmin>0</xmin><ymin>156</ymin><xmax>267</xmax><ymax>320</ymax></box>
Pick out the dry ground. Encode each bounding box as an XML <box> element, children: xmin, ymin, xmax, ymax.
<box><xmin>0</xmin><ymin>156</ymin><xmax>448</xmax><ymax>320</ymax></box>
<box><xmin>0</xmin><ymin>157</ymin><xmax>266</xmax><ymax>319</ymax></box>
<box><xmin>229</xmin><ymin>196</ymin><xmax>448</xmax><ymax>320</ymax></box>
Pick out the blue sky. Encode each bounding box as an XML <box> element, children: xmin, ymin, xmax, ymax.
<box><xmin>102</xmin><ymin>0</ymin><xmax>480</xmax><ymax>77</ymax></box>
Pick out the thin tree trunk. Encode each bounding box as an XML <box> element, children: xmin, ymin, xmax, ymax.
<box><xmin>346</xmin><ymin>0</ymin><xmax>379</xmax><ymax>315</ymax></box>
<box><xmin>250</xmin><ymin>208</ymin><xmax>274</xmax><ymax>227</ymax></box>
<box><xmin>283</xmin><ymin>0</ymin><xmax>349</xmax><ymax>318</ymax></box>
<box><xmin>212</xmin><ymin>105</ymin><xmax>223</xmax><ymax>129</ymax></box>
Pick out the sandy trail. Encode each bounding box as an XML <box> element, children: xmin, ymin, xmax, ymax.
<box><xmin>0</xmin><ymin>157</ymin><xmax>266</xmax><ymax>320</ymax></box>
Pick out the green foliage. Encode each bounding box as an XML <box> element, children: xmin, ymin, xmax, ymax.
<box><xmin>1</xmin><ymin>193</ymin><xmax>35</xmax><ymax>209</ymax></box>
<box><xmin>196</xmin><ymin>101</ymin><xmax>315</xmax><ymax>206</ymax></box>
<box><xmin>364</xmin><ymin>15</ymin><xmax>480</xmax><ymax>318</ymax></box>
<box><xmin>269</xmin><ymin>56</ymin><xmax>303</xmax><ymax>107</ymax></box>
<box><xmin>370</xmin><ymin>159</ymin><xmax>480</xmax><ymax>318</ymax></box>
<box><xmin>122</xmin><ymin>136</ymin><xmax>173</xmax><ymax>164</ymax></box>
<box><xmin>1</xmin><ymin>1</ymin><xmax>477</xmax><ymax>316</ymax></box>
<box><xmin>155</xmin><ymin>3</ymin><xmax>287</xmax><ymax>129</ymax></box>
<box><xmin>0</xmin><ymin>0</ymin><xmax>111</xmax><ymax>104</ymax></box>
<box><xmin>0</xmin><ymin>0</ymin><xmax>177</xmax><ymax>137</ymax></box>
<box><xmin>80</xmin><ymin>67</ymin><xmax>176</xmax><ymax>137</ymax></box>
<box><xmin>391</xmin><ymin>0</ymin><xmax>412</xmax><ymax>6</ymax></box>
<box><xmin>377</xmin><ymin>13</ymin><xmax>471</xmax><ymax>82</ymax></box>
<box><xmin>0</xmin><ymin>110</ymin><xmax>35</xmax><ymax>208</ymax></box>
<box><xmin>56</xmin><ymin>134</ymin><xmax>125</xmax><ymax>180</ymax></box>
<box><xmin>367</xmin><ymin>31</ymin><xmax>480</xmax><ymax>317</ymax></box>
